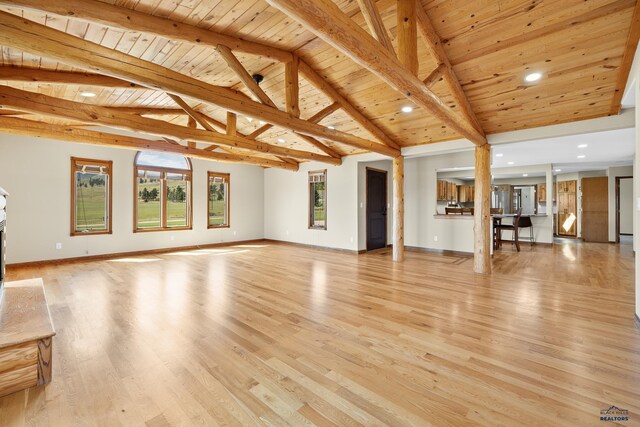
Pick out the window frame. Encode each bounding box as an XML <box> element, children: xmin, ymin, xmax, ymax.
<box><xmin>70</xmin><ymin>157</ymin><xmax>113</xmax><ymax>237</ymax></box>
<box><xmin>207</xmin><ymin>172</ymin><xmax>230</xmax><ymax>229</ymax></box>
<box><xmin>133</xmin><ymin>152</ymin><xmax>193</xmax><ymax>233</ymax></box>
<box><xmin>308</xmin><ymin>169</ymin><xmax>327</xmax><ymax>230</ymax></box>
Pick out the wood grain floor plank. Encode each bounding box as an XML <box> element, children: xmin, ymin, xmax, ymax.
<box><xmin>1</xmin><ymin>239</ymin><xmax>638</xmax><ymax>426</ymax></box>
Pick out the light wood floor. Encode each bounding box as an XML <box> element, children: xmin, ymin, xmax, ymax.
<box><xmin>1</xmin><ymin>240</ymin><xmax>638</xmax><ymax>426</ymax></box>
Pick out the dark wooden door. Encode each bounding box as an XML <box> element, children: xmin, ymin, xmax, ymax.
<box><xmin>557</xmin><ymin>180</ymin><xmax>577</xmax><ymax>236</ymax></box>
<box><xmin>582</xmin><ymin>176</ymin><xmax>609</xmax><ymax>242</ymax></box>
<box><xmin>366</xmin><ymin>168</ymin><xmax>387</xmax><ymax>251</ymax></box>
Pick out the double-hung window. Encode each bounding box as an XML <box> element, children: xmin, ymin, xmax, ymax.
<box><xmin>71</xmin><ymin>157</ymin><xmax>112</xmax><ymax>236</ymax></box>
<box><xmin>309</xmin><ymin>170</ymin><xmax>327</xmax><ymax>230</ymax></box>
<box><xmin>208</xmin><ymin>172</ymin><xmax>230</xmax><ymax>228</ymax></box>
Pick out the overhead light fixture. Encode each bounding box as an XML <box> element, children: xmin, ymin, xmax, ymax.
<box><xmin>554</xmin><ymin>168</ymin><xmax>562</xmax><ymax>172</ymax></box>
<box><xmin>401</xmin><ymin>106</ymin><xmax>413</xmax><ymax>113</ymax></box>
<box><xmin>577</xmin><ymin>155</ymin><xmax>586</xmax><ymax>159</ymax></box>
<box><xmin>523</xmin><ymin>173</ymin><xmax>529</xmax><ymax>177</ymax></box>
<box><xmin>495</xmin><ymin>153</ymin><xmax>504</xmax><ymax>157</ymax></box>
<box><xmin>79</xmin><ymin>91</ymin><xmax>96</xmax><ymax>97</ymax></box>
<box><xmin>259</xmin><ymin>120</ymin><xmax>266</xmax><ymax>125</ymax></box>
<box><xmin>525</xmin><ymin>72</ymin><xmax>542</xmax><ymax>82</ymax></box>
<box><xmin>507</xmin><ymin>161</ymin><xmax>515</xmax><ymax>165</ymax></box>
<box><xmin>246</xmin><ymin>117</ymin><xmax>253</xmax><ymax>123</ymax></box>
<box><xmin>578</xmin><ymin>144</ymin><xmax>588</xmax><ymax>148</ymax></box>
<box><xmin>327</xmin><ymin>125</ymin><xmax>335</xmax><ymax>130</ymax></box>
<box><xmin>277</xmin><ymin>138</ymin><xmax>285</xmax><ymax>143</ymax></box>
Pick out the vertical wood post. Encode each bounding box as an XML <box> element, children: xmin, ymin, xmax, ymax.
<box><xmin>393</xmin><ymin>156</ymin><xmax>404</xmax><ymax>262</ymax></box>
<box><xmin>285</xmin><ymin>55</ymin><xmax>300</xmax><ymax>117</ymax></box>
<box><xmin>187</xmin><ymin>116</ymin><xmax>197</xmax><ymax>148</ymax></box>
<box><xmin>397</xmin><ymin>0</ymin><xmax>418</xmax><ymax>76</ymax></box>
<box><xmin>474</xmin><ymin>144</ymin><xmax>491</xmax><ymax>274</ymax></box>
<box><xmin>226</xmin><ymin>112</ymin><xmax>237</xmax><ymax>136</ymax></box>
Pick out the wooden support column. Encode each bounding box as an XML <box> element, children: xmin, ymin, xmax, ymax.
<box><xmin>397</xmin><ymin>0</ymin><xmax>418</xmax><ymax>76</ymax></box>
<box><xmin>285</xmin><ymin>55</ymin><xmax>300</xmax><ymax>117</ymax></box>
<box><xmin>474</xmin><ymin>144</ymin><xmax>491</xmax><ymax>274</ymax></box>
<box><xmin>393</xmin><ymin>156</ymin><xmax>404</xmax><ymax>262</ymax></box>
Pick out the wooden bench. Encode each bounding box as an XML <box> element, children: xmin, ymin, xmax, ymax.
<box><xmin>0</xmin><ymin>278</ymin><xmax>55</xmax><ymax>397</ymax></box>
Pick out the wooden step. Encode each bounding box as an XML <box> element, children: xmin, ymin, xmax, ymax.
<box><xmin>0</xmin><ymin>278</ymin><xmax>55</xmax><ymax>397</ymax></box>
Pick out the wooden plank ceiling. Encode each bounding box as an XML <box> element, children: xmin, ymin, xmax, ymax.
<box><xmin>0</xmin><ymin>0</ymin><xmax>636</xmax><ymax>162</ymax></box>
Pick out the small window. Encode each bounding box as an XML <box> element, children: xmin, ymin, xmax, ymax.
<box><xmin>71</xmin><ymin>157</ymin><xmax>112</xmax><ymax>236</ymax></box>
<box><xmin>309</xmin><ymin>170</ymin><xmax>327</xmax><ymax>229</ymax></box>
<box><xmin>134</xmin><ymin>152</ymin><xmax>192</xmax><ymax>232</ymax></box>
<box><xmin>208</xmin><ymin>172</ymin><xmax>230</xmax><ymax>228</ymax></box>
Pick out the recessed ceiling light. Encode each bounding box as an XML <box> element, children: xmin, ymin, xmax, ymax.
<box><xmin>277</xmin><ymin>138</ymin><xmax>285</xmax><ymax>143</ymax></box>
<box><xmin>259</xmin><ymin>120</ymin><xmax>266</xmax><ymax>125</ymax></box>
<box><xmin>554</xmin><ymin>169</ymin><xmax>562</xmax><ymax>172</ymax></box>
<box><xmin>525</xmin><ymin>72</ymin><xmax>542</xmax><ymax>82</ymax></box>
<box><xmin>523</xmin><ymin>173</ymin><xmax>529</xmax><ymax>177</ymax></box>
<box><xmin>79</xmin><ymin>91</ymin><xmax>96</xmax><ymax>97</ymax></box>
<box><xmin>495</xmin><ymin>153</ymin><xmax>504</xmax><ymax>157</ymax></box>
<box><xmin>327</xmin><ymin>125</ymin><xmax>335</xmax><ymax>130</ymax></box>
<box><xmin>578</xmin><ymin>144</ymin><xmax>588</xmax><ymax>148</ymax></box>
<box><xmin>246</xmin><ymin>117</ymin><xmax>253</xmax><ymax>123</ymax></box>
<box><xmin>401</xmin><ymin>106</ymin><xmax>413</xmax><ymax>113</ymax></box>
<box><xmin>507</xmin><ymin>161</ymin><xmax>515</xmax><ymax>165</ymax></box>
<box><xmin>577</xmin><ymin>155</ymin><xmax>586</xmax><ymax>159</ymax></box>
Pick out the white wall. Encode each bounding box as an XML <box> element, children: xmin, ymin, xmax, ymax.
<box><xmin>0</xmin><ymin>134</ymin><xmax>264</xmax><ymax>263</ymax></box>
<box><xmin>620</xmin><ymin>178</ymin><xmax>633</xmax><ymax>235</ymax></box>
<box><xmin>264</xmin><ymin>158</ymin><xmax>359</xmax><ymax>251</ymax></box>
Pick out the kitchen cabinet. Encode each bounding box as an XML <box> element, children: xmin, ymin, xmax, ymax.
<box><xmin>437</xmin><ymin>180</ymin><xmax>459</xmax><ymax>202</ymax></box>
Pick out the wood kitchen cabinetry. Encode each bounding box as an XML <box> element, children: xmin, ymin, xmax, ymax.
<box><xmin>537</xmin><ymin>183</ymin><xmax>556</xmax><ymax>204</ymax></box>
<box><xmin>437</xmin><ymin>180</ymin><xmax>458</xmax><ymax>202</ymax></box>
<box><xmin>458</xmin><ymin>185</ymin><xmax>475</xmax><ymax>203</ymax></box>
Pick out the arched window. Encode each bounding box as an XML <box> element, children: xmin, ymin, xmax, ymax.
<box><xmin>134</xmin><ymin>152</ymin><xmax>192</xmax><ymax>232</ymax></box>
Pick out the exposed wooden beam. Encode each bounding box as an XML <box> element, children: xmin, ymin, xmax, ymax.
<box><xmin>397</xmin><ymin>0</ymin><xmax>418</xmax><ymax>76</ymax></box>
<box><xmin>269</xmin><ymin>2</ymin><xmax>486</xmax><ymax>145</ymax></box>
<box><xmin>610</xmin><ymin>0</ymin><xmax>640</xmax><ymax>115</ymax></box>
<box><xmin>216</xmin><ymin>45</ymin><xmax>278</xmax><ymax>108</ymax></box>
<box><xmin>247</xmin><ymin>124</ymin><xmax>273</xmax><ymax>139</ymax></box>
<box><xmin>186</xmin><ymin>116</ymin><xmax>197</xmax><ymax>149</ymax></box>
<box><xmin>474</xmin><ymin>144</ymin><xmax>491</xmax><ymax>274</ymax></box>
<box><xmin>0</xmin><ymin>66</ymin><xmax>143</xmax><ymax>88</ymax></box>
<box><xmin>106</xmin><ymin>107</ymin><xmax>185</xmax><ymax>116</ymax></box>
<box><xmin>392</xmin><ymin>156</ymin><xmax>404</xmax><ymax>262</ymax></box>
<box><xmin>303</xmin><ymin>102</ymin><xmax>343</xmax><ymax>158</ymax></box>
<box><xmin>356</xmin><ymin>0</ymin><xmax>395</xmax><ymax>56</ymax></box>
<box><xmin>168</xmin><ymin>93</ymin><xmax>220</xmax><ymax>150</ymax></box>
<box><xmin>285</xmin><ymin>55</ymin><xmax>300</xmax><ymax>117</ymax></box>
<box><xmin>0</xmin><ymin>0</ymin><xmax>293</xmax><ymax>62</ymax></box>
<box><xmin>307</xmin><ymin>102</ymin><xmax>341</xmax><ymax>123</ymax></box>
<box><xmin>226</xmin><ymin>112</ymin><xmax>237</xmax><ymax>136</ymax></box>
<box><xmin>415</xmin><ymin>3</ymin><xmax>484</xmax><ymax>135</ymax></box>
<box><xmin>0</xmin><ymin>11</ymin><xmax>399</xmax><ymax>157</ymax></box>
<box><xmin>299</xmin><ymin>60</ymin><xmax>401</xmax><ymax>150</ymax></box>
<box><xmin>0</xmin><ymin>116</ymin><xmax>298</xmax><ymax>170</ymax></box>
<box><xmin>423</xmin><ymin>63</ymin><xmax>446</xmax><ymax>88</ymax></box>
<box><xmin>0</xmin><ymin>85</ymin><xmax>341</xmax><ymax>165</ymax></box>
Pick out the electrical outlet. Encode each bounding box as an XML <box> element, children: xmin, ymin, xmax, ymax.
<box><xmin>285</xmin><ymin>230</ymin><xmax>289</xmax><ymax>236</ymax></box>
<box><xmin>349</xmin><ymin>236</ymin><xmax>354</xmax><ymax>243</ymax></box>
<box><xmin>55</xmin><ymin>243</ymin><xmax>62</xmax><ymax>250</ymax></box>
<box><xmin>360</xmin><ymin>202</ymin><xmax>363</xmax><ymax>208</ymax></box>
<box><xmin>433</xmin><ymin>236</ymin><xmax>438</xmax><ymax>242</ymax></box>
<box><xmin>170</xmin><ymin>235</ymin><xmax>175</xmax><ymax>241</ymax></box>
<box><xmin>233</xmin><ymin>231</ymin><xmax>237</xmax><ymax>236</ymax></box>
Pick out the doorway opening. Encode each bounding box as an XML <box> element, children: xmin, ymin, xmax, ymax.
<box><xmin>366</xmin><ymin>168</ymin><xmax>387</xmax><ymax>251</ymax></box>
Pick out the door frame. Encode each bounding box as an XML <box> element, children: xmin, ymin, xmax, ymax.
<box><xmin>615</xmin><ymin>176</ymin><xmax>633</xmax><ymax>243</ymax></box>
<box><xmin>557</xmin><ymin>179</ymin><xmax>578</xmax><ymax>237</ymax></box>
<box><xmin>366</xmin><ymin>167</ymin><xmax>388</xmax><ymax>251</ymax></box>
